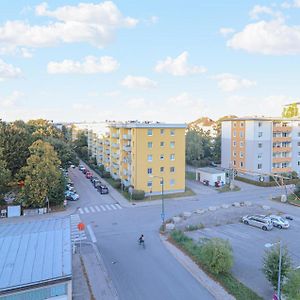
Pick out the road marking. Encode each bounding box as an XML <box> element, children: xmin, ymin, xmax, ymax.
<box><xmin>87</xmin><ymin>224</ymin><xmax>97</xmax><ymax>243</ymax></box>
<box><xmin>115</xmin><ymin>204</ymin><xmax>122</xmax><ymax>209</ymax></box>
<box><xmin>105</xmin><ymin>205</ymin><xmax>112</xmax><ymax>210</ymax></box>
<box><xmin>100</xmin><ymin>205</ymin><xmax>106</xmax><ymax>211</ymax></box>
<box><xmin>89</xmin><ymin>206</ymin><xmax>95</xmax><ymax>213</ymax></box>
<box><xmin>78</xmin><ymin>208</ymin><xmax>84</xmax><ymax>214</ymax></box>
<box><xmin>95</xmin><ymin>205</ymin><xmax>101</xmax><ymax>212</ymax></box>
<box><xmin>84</xmin><ymin>207</ymin><xmax>90</xmax><ymax>213</ymax></box>
<box><xmin>110</xmin><ymin>204</ymin><xmax>117</xmax><ymax>210</ymax></box>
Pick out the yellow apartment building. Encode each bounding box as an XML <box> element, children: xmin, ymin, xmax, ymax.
<box><xmin>108</xmin><ymin>122</ymin><xmax>186</xmax><ymax>195</ymax></box>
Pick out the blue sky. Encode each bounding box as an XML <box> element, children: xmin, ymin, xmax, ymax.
<box><xmin>0</xmin><ymin>0</ymin><xmax>300</xmax><ymax>122</ymax></box>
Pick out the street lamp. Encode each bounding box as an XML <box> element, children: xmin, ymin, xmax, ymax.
<box><xmin>265</xmin><ymin>241</ymin><xmax>282</xmax><ymax>300</ymax></box>
<box><xmin>150</xmin><ymin>175</ymin><xmax>165</xmax><ymax>230</ymax></box>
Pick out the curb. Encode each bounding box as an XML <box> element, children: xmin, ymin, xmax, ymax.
<box><xmin>160</xmin><ymin>234</ymin><xmax>235</xmax><ymax>300</ymax></box>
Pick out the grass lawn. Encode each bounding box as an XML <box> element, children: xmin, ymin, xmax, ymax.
<box><xmin>272</xmin><ymin>194</ymin><xmax>300</xmax><ymax>206</ymax></box>
<box><xmin>144</xmin><ymin>187</ymin><xmax>196</xmax><ymax>201</ymax></box>
<box><xmin>185</xmin><ymin>171</ymin><xmax>196</xmax><ymax>180</ymax></box>
<box><xmin>217</xmin><ymin>184</ymin><xmax>241</xmax><ymax>193</ymax></box>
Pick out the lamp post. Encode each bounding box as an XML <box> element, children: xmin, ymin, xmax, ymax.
<box><xmin>150</xmin><ymin>175</ymin><xmax>165</xmax><ymax>230</ymax></box>
<box><xmin>265</xmin><ymin>241</ymin><xmax>282</xmax><ymax>300</ymax></box>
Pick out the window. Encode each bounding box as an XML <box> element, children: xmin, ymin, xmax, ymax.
<box><xmin>233</xmin><ymin>151</ymin><xmax>236</xmax><ymax>157</ymax></box>
<box><xmin>233</xmin><ymin>122</ymin><xmax>237</xmax><ymax>127</ymax></box>
<box><xmin>298</xmin><ymin>142</ymin><xmax>300</xmax><ymax>147</ymax></box>
<box><xmin>233</xmin><ymin>130</ymin><xmax>236</xmax><ymax>137</ymax></box>
<box><xmin>258</xmin><ymin>153</ymin><xmax>262</xmax><ymax>159</ymax></box>
<box><xmin>298</xmin><ymin>161</ymin><xmax>300</xmax><ymax>166</ymax></box>
<box><xmin>298</xmin><ymin>152</ymin><xmax>300</xmax><ymax>156</ymax></box>
<box><xmin>240</xmin><ymin>161</ymin><xmax>244</xmax><ymax>168</ymax></box>
<box><xmin>170</xmin><ymin>130</ymin><xmax>175</xmax><ymax>136</ymax></box>
<box><xmin>233</xmin><ymin>160</ymin><xmax>236</xmax><ymax>166</ymax></box>
<box><xmin>160</xmin><ymin>141</ymin><xmax>164</xmax><ymax>147</ymax></box>
<box><xmin>170</xmin><ymin>141</ymin><xmax>175</xmax><ymax>148</ymax></box>
<box><xmin>160</xmin><ymin>129</ymin><xmax>164</xmax><ymax>135</ymax></box>
<box><xmin>298</xmin><ymin>132</ymin><xmax>300</xmax><ymax>137</ymax></box>
<box><xmin>240</xmin><ymin>132</ymin><xmax>244</xmax><ymax>138</ymax></box>
<box><xmin>147</xmin><ymin>129</ymin><xmax>153</xmax><ymax>136</ymax></box>
<box><xmin>148</xmin><ymin>142</ymin><xmax>153</xmax><ymax>148</ymax></box>
<box><xmin>170</xmin><ymin>167</ymin><xmax>175</xmax><ymax>173</ymax></box>
<box><xmin>240</xmin><ymin>152</ymin><xmax>244</xmax><ymax>158</ymax></box>
<box><xmin>147</xmin><ymin>181</ymin><xmax>152</xmax><ymax>187</ymax></box>
<box><xmin>170</xmin><ymin>179</ymin><xmax>175</xmax><ymax>186</ymax></box>
<box><xmin>258</xmin><ymin>142</ymin><xmax>262</xmax><ymax>148</ymax></box>
<box><xmin>233</xmin><ymin>141</ymin><xmax>236</xmax><ymax>147</ymax></box>
<box><xmin>160</xmin><ymin>154</ymin><xmax>164</xmax><ymax>160</ymax></box>
<box><xmin>170</xmin><ymin>154</ymin><xmax>175</xmax><ymax>161</ymax></box>
<box><xmin>258</xmin><ymin>132</ymin><xmax>263</xmax><ymax>138</ymax></box>
<box><xmin>147</xmin><ymin>154</ymin><xmax>152</xmax><ymax>162</ymax></box>
<box><xmin>258</xmin><ymin>163</ymin><xmax>262</xmax><ymax>170</ymax></box>
<box><xmin>240</xmin><ymin>141</ymin><xmax>244</xmax><ymax>147</ymax></box>
<box><xmin>240</xmin><ymin>122</ymin><xmax>244</xmax><ymax>127</ymax></box>
<box><xmin>160</xmin><ymin>167</ymin><xmax>164</xmax><ymax>172</ymax></box>
<box><xmin>147</xmin><ymin>168</ymin><xmax>152</xmax><ymax>175</ymax></box>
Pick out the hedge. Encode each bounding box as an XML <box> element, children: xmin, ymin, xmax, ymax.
<box><xmin>235</xmin><ymin>176</ymin><xmax>299</xmax><ymax>187</ymax></box>
<box><xmin>131</xmin><ymin>189</ymin><xmax>145</xmax><ymax>200</ymax></box>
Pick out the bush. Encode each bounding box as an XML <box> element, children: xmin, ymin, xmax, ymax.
<box><xmin>282</xmin><ymin>269</ymin><xmax>300</xmax><ymax>300</ymax></box>
<box><xmin>111</xmin><ymin>179</ymin><xmax>121</xmax><ymax>189</ymax></box>
<box><xmin>200</xmin><ymin>238</ymin><xmax>233</xmax><ymax>274</ymax></box>
<box><xmin>131</xmin><ymin>189</ymin><xmax>145</xmax><ymax>200</ymax></box>
<box><xmin>236</xmin><ymin>176</ymin><xmax>300</xmax><ymax>187</ymax></box>
<box><xmin>102</xmin><ymin>171</ymin><xmax>111</xmax><ymax>178</ymax></box>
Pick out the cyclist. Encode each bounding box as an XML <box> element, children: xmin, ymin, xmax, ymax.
<box><xmin>139</xmin><ymin>234</ymin><xmax>145</xmax><ymax>246</ymax></box>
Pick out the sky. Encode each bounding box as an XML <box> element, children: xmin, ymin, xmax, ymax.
<box><xmin>0</xmin><ymin>0</ymin><xmax>300</xmax><ymax>123</ymax></box>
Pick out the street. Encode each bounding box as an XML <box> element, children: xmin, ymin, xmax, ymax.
<box><xmin>69</xmin><ymin>166</ymin><xmax>300</xmax><ymax>300</ymax></box>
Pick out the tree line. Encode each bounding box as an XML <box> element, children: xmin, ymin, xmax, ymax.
<box><xmin>0</xmin><ymin>119</ymin><xmax>78</xmax><ymax>208</ymax></box>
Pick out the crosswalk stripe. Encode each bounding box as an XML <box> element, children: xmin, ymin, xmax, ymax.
<box><xmin>115</xmin><ymin>204</ymin><xmax>122</xmax><ymax>209</ymax></box>
<box><xmin>78</xmin><ymin>208</ymin><xmax>84</xmax><ymax>214</ymax></box>
<box><xmin>100</xmin><ymin>205</ymin><xmax>106</xmax><ymax>211</ymax></box>
<box><xmin>95</xmin><ymin>205</ymin><xmax>101</xmax><ymax>212</ymax></box>
<box><xmin>84</xmin><ymin>207</ymin><xmax>90</xmax><ymax>213</ymax></box>
<box><xmin>110</xmin><ymin>204</ymin><xmax>117</xmax><ymax>210</ymax></box>
<box><xmin>89</xmin><ymin>206</ymin><xmax>95</xmax><ymax>213</ymax></box>
<box><xmin>105</xmin><ymin>205</ymin><xmax>112</xmax><ymax>210</ymax></box>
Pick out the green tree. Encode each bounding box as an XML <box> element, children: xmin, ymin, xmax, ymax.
<box><xmin>0</xmin><ymin>147</ymin><xmax>11</xmax><ymax>200</ymax></box>
<box><xmin>18</xmin><ymin>140</ymin><xmax>61</xmax><ymax>208</ymax></box>
<box><xmin>283</xmin><ymin>269</ymin><xmax>300</xmax><ymax>300</ymax></box>
<box><xmin>262</xmin><ymin>245</ymin><xmax>292</xmax><ymax>290</ymax></box>
<box><xmin>212</xmin><ymin>134</ymin><xmax>221</xmax><ymax>163</ymax></box>
<box><xmin>200</xmin><ymin>238</ymin><xmax>233</xmax><ymax>274</ymax></box>
<box><xmin>48</xmin><ymin>172</ymin><xmax>66</xmax><ymax>206</ymax></box>
<box><xmin>73</xmin><ymin>132</ymin><xmax>88</xmax><ymax>160</ymax></box>
<box><xmin>27</xmin><ymin>119</ymin><xmax>62</xmax><ymax>139</ymax></box>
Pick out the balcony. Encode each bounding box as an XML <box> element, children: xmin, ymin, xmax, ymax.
<box><xmin>112</xmin><ymin>163</ymin><xmax>119</xmax><ymax>170</ymax></box>
<box><xmin>272</xmin><ymin>137</ymin><xmax>292</xmax><ymax>143</ymax></box>
<box><xmin>272</xmin><ymin>167</ymin><xmax>292</xmax><ymax>173</ymax></box>
<box><xmin>122</xmin><ymin>179</ymin><xmax>131</xmax><ymax>187</ymax></box>
<box><xmin>111</xmin><ymin>151</ymin><xmax>120</xmax><ymax>159</ymax></box>
<box><xmin>123</xmin><ymin>134</ymin><xmax>132</xmax><ymax>140</ymax></box>
<box><xmin>105</xmin><ymin>141</ymin><xmax>110</xmax><ymax>146</ymax></box>
<box><xmin>272</xmin><ymin>146</ymin><xmax>291</xmax><ymax>153</ymax></box>
<box><xmin>112</xmin><ymin>143</ymin><xmax>120</xmax><ymax>149</ymax></box>
<box><xmin>273</xmin><ymin>126</ymin><xmax>292</xmax><ymax>133</ymax></box>
<box><xmin>123</xmin><ymin>145</ymin><xmax>131</xmax><ymax>152</ymax></box>
<box><xmin>272</xmin><ymin>157</ymin><xmax>292</xmax><ymax>163</ymax></box>
<box><xmin>105</xmin><ymin>149</ymin><xmax>110</xmax><ymax>154</ymax></box>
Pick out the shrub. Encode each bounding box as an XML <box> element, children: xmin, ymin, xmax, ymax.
<box><xmin>282</xmin><ymin>269</ymin><xmax>300</xmax><ymax>300</ymax></box>
<box><xmin>131</xmin><ymin>189</ymin><xmax>145</xmax><ymax>200</ymax></box>
<box><xmin>102</xmin><ymin>171</ymin><xmax>111</xmax><ymax>178</ymax></box>
<box><xmin>200</xmin><ymin>238</ymin><xmax>233</xmax><ymax>274</ymax></box>
<box><xmin>185</xmin><ymin>224</ymin><xmax>205</xmax><ymax>231</ymax></box>
<box><xmin>111</xmin><ymin>179</ymin><xmax>121</xmax><ymax>189</ymax></box>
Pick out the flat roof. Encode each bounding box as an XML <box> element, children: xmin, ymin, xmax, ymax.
<box><xmin>222</xmin><ymin>116</ymin><xmax>300</xmax><ymax>122</ymax></box>
<box><xmin>196</xmin><ymin>167</ymin><xmax>225</xmax><ymax>174</ymax></box>
<box><xmin>0</xmin><ymin>218</ymin><xmax>72</xmax><ymax>294</ymax></box>
<box><xmin>108</xmin><ymin>121</ymin><xmax>186</xmax><ymax>128</ymax></box>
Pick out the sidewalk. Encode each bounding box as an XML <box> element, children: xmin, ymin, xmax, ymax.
<box><xmin>74</xmin><ymin>242</ymin><xmax>118</xmax><ymax>300</ymax></box>
<box><xmin>160</xmin><ymin>235</ymin><xmax>235</xmax><ymax>300</ymax></box>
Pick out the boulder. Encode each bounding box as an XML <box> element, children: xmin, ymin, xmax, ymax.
<box><xmin>166</xmin><ymin>223</ymin><xmax>175</xmax><ymax>230</ymax></box>
<box><xmin>244</xmin><ymin>201</ymin><xmax>252</xmax><ymax>207</ymax></box>
<box><xmin>208</xmin><ymin>206</ymin><xmax>217</xmax><ymax>211</ymax></box>
<box><xmin>196</xmin><ymin>209</ymin><xmax>206</xmax><ymax>214</ymax></box>
<box><xmin>221</xmin><ymin>204</ymin><xmax>230</xmax><ymax>209</ymax></box>
<box><xmin>172</xmin><ymin>216</ymin><xmax>182</xmax><ymax>223</ymax></box>
<box><xmin>183</xmin><ymin>211</ymin><xmax>192</xmax><ymax>218</ymax></box>
<box><xmin>233</xmin><ymin>202</ymin><xmax>240</xmax><ymax>207</ymax></box>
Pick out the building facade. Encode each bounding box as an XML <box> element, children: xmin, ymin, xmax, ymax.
<box><xmin>221</xmin><ymin>117</ymin><xmax>300</xmax><ymax>181</ymax></box>
<box><xmin>86</xmin><ymin>121</ymin><xmax>186</xmax><ymax>195</ymax></box>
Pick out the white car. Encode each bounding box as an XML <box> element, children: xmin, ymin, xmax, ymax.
<box><xmin>268</xmin><ymin>215</ymin><xmax>290</xmax><ymax>229</ymax></box>
<box><xmin>242</xmin><ymin>215</ymin><xmax>273</xmax><ymax>231</ymax></box>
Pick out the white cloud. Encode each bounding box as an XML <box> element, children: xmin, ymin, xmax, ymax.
<box><xmin>0</xmin><ymin>59</ymin><xmax>22</xmax><ymax>80</ymax></box>
<box><xmin>168</xmin><ymin>92</ymin><xmax>194</xmax><ymax>107</ymax></box>
<box><xmin>47</xmin><ymin>56</ymin><xmax>119</xmax><ymax>74</ymax></box>
<box><xmin>219</xmin><ymin>27</ymin><xmax>235</xmax><ymax>37</ymax></box>
<box><xmin>0</xmin><ymin>2</ymin><xmax>138</xmax><ymax>52</ymax></box>
<box><xmin>281</xmin><ymin>0</ymin><xmax>300</xmax><ymax>8</ymax></box>
<box><xmin>155</xmin><ymin>51</ymin><xmax>206</xmax><ymax>76</ymax></box>
<box><xmin>127</xmin><ymin>98</ymin><xmax>146</xmax><ymax>108</ymax></box>
<box><xmin>104</xmin><ymin>90</ymin><xmax>120</xmax><ymax>97</ymax></box>
<box><xmin>227</xmin><ymin>19</ymin><xmax>300</xmax><ymax>55</ymax></box>
<box><xmin>213</xmin><ymin>73</ymin><xmax>256</xmax><ymax>92</ymax></box>
<box><xmin>121</xmin><ymin>75</ymin><xmax>157</xmax><ymax>89</ymax></box>
<box><xmin>72</xmin><ymin>103</ymin><xmax>94</xmax><ymax>111</ymax></box>
<box><xmin>0</xmin><ymin>91</ymin><xmax>23</xmax><ymax>107</ymax></box>
<box><xmin>249</xmin><ymin>5</ymin><xmax>280</xmax><ymax>19</ymax></box>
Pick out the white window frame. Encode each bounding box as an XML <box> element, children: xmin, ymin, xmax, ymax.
<box><xmin>147</xmin><ymin>129</ymin><xmax>153</xmax><ymax>136</ymax></box>
<box><xmin>170</xmin><ymin>154</ymin><xmax>175</xmax><ymax>161</ymax></box>
<box><xmin>147</xmin><ymin>154</ymin><xmax>152</xmax><ymax>162</ymax></box>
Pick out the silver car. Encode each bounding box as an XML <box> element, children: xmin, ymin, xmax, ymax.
<box><xmin>268</xmin><ymin>215</ymin><xmax>290</xmax><ymax>229</ymax></box>
<box><xmin>242</xmin><ymin>215</ymin><xmax>273</xmax><ymax>231</ymax></box>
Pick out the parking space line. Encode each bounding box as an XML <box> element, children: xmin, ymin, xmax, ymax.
<box><xmin>78</xmin><ymin>208</ymin><xmax>84</xmax><ymax>214</ymax></box>
<box><xmin>100</xmin><ymin>205</ymin><xmax>106</xmax><ymax>211</ymax></box>
<box><xmin>84</xmin><ymin>207</ymin><xmax>90</xmax><ymax>213</ymax></box>
<box><xmin>115</xmin><ymin>204</ymin><xmax>122</xmax><ymax>209</ymax></box>
<box><xmin>95</xmin><ymin>205</ymin><xmax>101</xmax><ymax>212</ymax></box>
<box><xmin>89</xmin><ymin>206</ymin><xmax>95</xmax><ymax>213</ymax></box>
<box><xmin>110</xmin><ymin>204</ymin><xmax>117</xmax><ymax>210</ymax></box>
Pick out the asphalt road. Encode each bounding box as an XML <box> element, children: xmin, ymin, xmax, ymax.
<box><xmin>69</xmin><ymin>166</ymin><xmax>299</xmax><ymax>300</ymax></box>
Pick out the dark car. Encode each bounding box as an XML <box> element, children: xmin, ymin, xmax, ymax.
<box><xmin>82</xmin><ymin>168</ymin><xmax>87</xmax><ymax>174</ymax></box>
<box><xmin>93</xmin><ymin>179</ymin><xmax>101</xmax><ymax>188</ymax></box>
<box><xmin>98</xmin><ymin>184</ymin><xmax>109</xmax><ymax>194</ymax></box>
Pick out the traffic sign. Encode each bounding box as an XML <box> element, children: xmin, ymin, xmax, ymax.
<box><xmin>161</xmin><ymin>213</ymin><xmax>165</xmax><ymax>220</ymax></box>
<box><xmin>77</xmin><ymin>222</ymin><xmax>85</xmax><ymax>231</ymax></box>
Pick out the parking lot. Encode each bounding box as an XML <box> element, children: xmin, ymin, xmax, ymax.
<box><xmin>187</xmin><ymin>214</ymin><xmax>300</xmax><ymax>299</ymax></box>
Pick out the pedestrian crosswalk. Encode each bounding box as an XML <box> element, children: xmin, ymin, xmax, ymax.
<box><xmin>78</xmin><ymin>203</ymin><xmax>123</xmax><ymax>215</ymax></box>
<box><xmin>70</xmin><ymin>214</ymin><xmax>87</xmax><ymax>243</ymax></box>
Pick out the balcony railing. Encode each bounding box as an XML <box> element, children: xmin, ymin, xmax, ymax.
<box><xmin>123</xmin><ymin>134</ymin><xmax>132</xmax><ymax>140</ymax></box>
<box><xmin>123</xmin><ymin>145</ymin><xmax>131</xmax><ymax>152</ymax></box>
<box><xmin>112</xmin><ymin>163</ymin><xmax>119</xmax><ymax>170</ymax></box>
<box><xmin>112</xmin><ymin>143</ymin><xmax>120</xmax><ymax>149</ymax></box>
<box><xmin>112</xmin><ymin>133</ymin><xmax>119</xmax><ymax>138</ymax></box>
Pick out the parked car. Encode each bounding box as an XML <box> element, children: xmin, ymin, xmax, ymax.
<box><xmin>93</xmin><ymin>179</ymin><xmax>101</xmax><ymax>188</ymax></box>
<box><xmin>86</xmin><ymin>171</ymin><xmax>93</xmax><ymax>179</ymax></box>
<box><xmin>79</xmin><ymin>165</ymin><xmax>84</xmax><ymax>171</ymax></box>
<box><xmin>98</xmin><ymin>184</ymin><xmax>109</xmax><ymax>194</ymax></box>
<box><xmin>66</xmin><ymin>185</ymin><xmax>76</xmax><ymax>193</ymax></box>
<box><xmin>82</xmin><ymin>168</ymin><xmax>87</xmax><ymax>174</ymax></box>
<box><xmin>268</xmin><ymin>215</ymin><xmax>290</xmax><ymax>229</ymax></box>
<box><xmin>242</xmin><ymin>215</ymin><xmax>273</xmax><ymax>231</ymax></box>
<box><xmin>70</xmin><ymin>164</ymin><xmax>76</xmax><ymax>169</ymax></box>
<box><xmin>65</xmin><ymin>191</ymin><xmax>79</xmax><ymax>201</ymax></box>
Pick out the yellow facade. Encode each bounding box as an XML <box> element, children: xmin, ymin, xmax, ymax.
<box><xmin>107</xmin><ymin>123</ymin><xmax>186</xmax><ymax>195</ymax></box>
